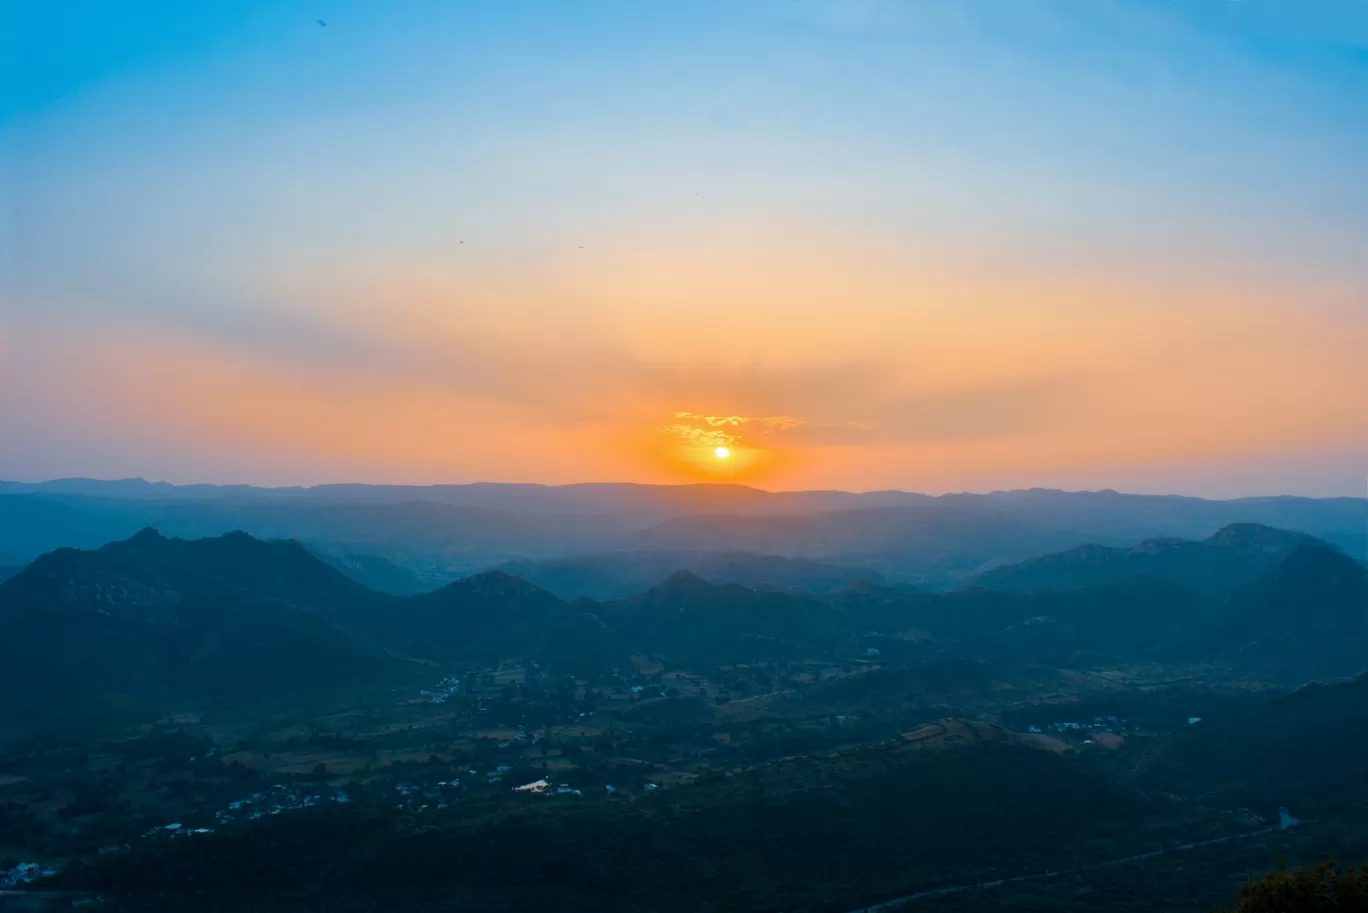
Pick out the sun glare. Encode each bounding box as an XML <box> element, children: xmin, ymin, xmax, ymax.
<box><xmin>714</xmin><ymin>446</ymin><xmax>730</xmax><ymax>460</ymax></box>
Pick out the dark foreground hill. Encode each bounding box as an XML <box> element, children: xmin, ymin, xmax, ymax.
<box><xmin>1217</xmin><ymin>544</ymin><xmax>1368</xmax><ymax>672</ymax></box>
<box><xmin>1138</xmin><ymin>673</ymin><xmax>1368</xmax><ymax>816</ymax></box>
<box><xmin>56</xmin><ymin>677</ymin><xmax>1368</xmax><ymax>913</ymax></box>
<box><xmin>57</xmin><ymin>733</ymin><xmax>1162</xmax><ymax>913</ymax></box>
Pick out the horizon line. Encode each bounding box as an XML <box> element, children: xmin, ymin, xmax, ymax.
<box><xmin>2</xmin><ymin>476</ymin><xmax>1363</xmax><ymax>503</ymax></box>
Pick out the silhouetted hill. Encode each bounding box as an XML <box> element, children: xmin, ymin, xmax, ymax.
<box><xmin>0</xmin><ymin>530</ymin><xmax>421</xmax><ymax>742</ymax></box>
<box><xmin>940</xmin><ymin>488</ymin><xmax>1365</xmax><ymax>550</ymax></box>
<box><xmin>974</xmin><ymin>524</ymin><xmax>1321</xmax><ymax>593</ymax></box>
<box><xmin>0</xmin><ymin>494</ymin><xmax>633</xmax><ymax>568</ymax></box>
<box><xmin>632</xmin><ymin>505</ymin><xmax>1084</xmax><ymax>581</ymax></box>
<box><xmin>1140</xmin><ymin>674</ymin><xmax>1368</xmax><ymax>814</ymax></box>
<box><xmin>603</xmin><ymin>571</ymin><xmax>844</xmax><ymax>664</ymax></box>
<box><xmin>387</xmin><ymin>570</ymin><xmax>628</xmax><ymax>669</ymax></box>
<box><xmin>497</xmin><ymin>550</ymin><xmax>886</xmax><ymax>599</ymax></box>
<box><xmin>536</xmin><ymin>605</ymin><xmax>636</xmax><ymax>672</ymax></box>
<box><xmin>511</xmin><ymin>562</ymin><xmax>1213</xmax><ymax>667</ymax></box>
<box><xmin>0</xmin><ymin>528</ymin><xmax>393</xmax><ymax>630</ymax></box>
<box><xmin>828</xmin><ymin>575</ymin><xmax>1204</xmax><ymax>657</ymax></box>
<box><xmin>1</xmin><ymin>523</ymin><xmax>1355</xmax><ymax>748</ymax></box>
<box><xmin>595</xmin><ymin>567</ymin><xmax>1198</xmax><ymax>665</ymax></box>
<box><xmin>1212</xmin><ymin>544</ymin><xmax>1368</xmax><ymax>672</ymax></box>
<box><xmin>138</xmin><ymin>500</ymin><xmax>631</xmax><ymax>563</ymax></box>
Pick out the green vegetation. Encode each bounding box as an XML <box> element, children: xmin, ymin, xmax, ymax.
<box><xmin>0</xmin><ymin>520</ymin><xmax>1364</xmax><ymax>912</ymax></box>
<box><xmin>1219</xmin><ymin>861</ymin><xmax>1368</xmax><ymax>912</ymax></box>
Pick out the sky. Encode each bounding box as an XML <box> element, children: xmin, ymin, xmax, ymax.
<box><xmin>2</xmin><ymin>0</ymin><xmax>1366</xmax><ymax>496</ymax></box>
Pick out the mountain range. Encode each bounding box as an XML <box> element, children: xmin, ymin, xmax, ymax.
<box><xmin>972</xmin><ymin>523</ymin><xmax>1321</xmax><ymax>593</ymax></box>
<box><xmin>2</xmin><ymin>481</ymin><xmax>1363</xmax><ymax>587</ymax></box>
<box><xmin>2</xmin><ymin>521</ymin><xmax>1363</xmax><ymax>743</ymax></box>
<box><xmin>495</xmin><ymin>551</ymin><xmax>889</xmax><ymax>600</ymax></box>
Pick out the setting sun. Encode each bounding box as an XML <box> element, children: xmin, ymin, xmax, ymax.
<box><xmin>714</xmin><ymin>447</ymin><xmax>730</xmax><ymax>460</ymax></box>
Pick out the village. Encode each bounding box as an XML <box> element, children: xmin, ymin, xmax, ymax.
<box><xmin>0</xmin><ymin>650</ymin><xmax>1243</xmax><ymax>896</ymax></box>
<box><xmin>1</xmin><ymin>860</ymin><xmax>57</xmax><ymax>889</ymax></box>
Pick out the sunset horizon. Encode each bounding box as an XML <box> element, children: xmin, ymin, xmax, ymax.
<box><xmin>2</xmin><ymin>474</ymin><xmax>1362</xmax><ymax>503</ymax></box>
<box><xmin>5</xmin><ymin>4</ymin><xmax>1368</xmax><ymax>908</ymax></box>
<box><xmin>5</xmin><ymin>1</ymin><xmax>1366</xmax><ymax>494</ymax></box>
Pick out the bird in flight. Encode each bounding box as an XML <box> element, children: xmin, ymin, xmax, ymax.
<box><xmin>316</xmin><ymin>19</ymin><xmax>328</xmax><ymax>26</ymax></box>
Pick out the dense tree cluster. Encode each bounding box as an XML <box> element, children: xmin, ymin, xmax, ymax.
<box><xmin>1221</xmin><ymin>862</ymin><xmax>1368</xmax><ymax>913</ymax></box>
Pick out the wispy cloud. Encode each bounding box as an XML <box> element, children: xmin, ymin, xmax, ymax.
<box><xmin>664</xmin><ymin>412</ymin><xmax>872</xmax><ymax>449</ymax></box>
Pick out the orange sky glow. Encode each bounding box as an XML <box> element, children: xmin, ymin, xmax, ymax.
<box><xmin>5</xmin><ymin>0</ymin><xmax>1367</xmax><ymax>495</ymax></box>
<box><xmin>8</xmin><ymin>232</ymin><xmax>1364</xmax><ymax>495</ymax></box>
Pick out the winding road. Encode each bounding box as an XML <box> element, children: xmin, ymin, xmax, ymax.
<box><xmin>841</xmin><ymin>819</ymin><xmax>1298</xmax><ymax>913</ymax></box>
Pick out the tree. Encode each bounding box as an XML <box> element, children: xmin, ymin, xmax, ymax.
<box><xmin>1219</xmin><ymin>861</ymin><xmax>1368</xmax><ymax>912</ymax></box>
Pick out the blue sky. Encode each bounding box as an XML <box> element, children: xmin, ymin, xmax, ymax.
<box><xmin>2</xmin><ymin>0</ymin><xmax>1365</xmax><ymax>494</ymax></box>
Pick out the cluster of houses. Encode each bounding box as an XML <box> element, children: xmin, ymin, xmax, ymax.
<box><xmin>512</xmin><ymin>778</ymin><xmax>584</xmax><ymax>796</ymax></box>
<box><xmin>209</xmin><ymin>783</ymin><xmax>351</xmax><ymax>827</ymax></box>
<box><xmin>384</xmin><ymin>764</ymin><xmax>636</xmax><ymax>811</ymax></box>
<box><xmin>511</xmin><ymin>778</ymin><xmax>652</xmax><ymax>797</ymax></box>
<box><xmin>1028</xmin><ymin>715</ymin><xmax>1127</xmax><ymax>736</ymax></box>
<box><xmin>392</xmin><ymin>779</ymin><xmax>461</xmax><ymax>812</ymax></box>
<box><xmin>420</xmin><ymin>675</ymin><xmax>462</xmax><ymax>704</ymax></box>
<box><xmin>386</xmin><ymin>764</ymin><xmax>624</xmax><ymax>810</ymax></box>
<box><xmin>18</xmin><ymin>785</ymin><xmax>357</xmax><ymax>871</ymax></box>
<box><xmin>141</xmin><ymin>822</ymin><xmax>216</xmax><ymax>839</ymax></box>
<box><xmin>1</xmin><ymin>862</ymin><xmax>57</xmax><ymax>888</ymax></box>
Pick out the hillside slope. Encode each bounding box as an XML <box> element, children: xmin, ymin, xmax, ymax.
<box><xmin>0</xmin><ymin>530</ymin><xmax>421</xmax><ymax>740</ymax></box>
<box><xmin>973</xmin><ymin>524</ymin><xmax>1320</xmax><ymax>593</ymax></box>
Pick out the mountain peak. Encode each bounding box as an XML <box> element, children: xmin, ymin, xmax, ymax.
<box><xmin>1208</xmin><ymin>523</ymin><xmax>1316</xmax><ymax>553</ymax></box>
<box><xmin>469</xmin><ymin>568</ymin><xmax>516</xmax><ymax>582</ymax></box>
<box><xmin>464</xmin><ymin>568</ymin><xmax>546</xmax><ymax>593</ymax></box>
<box><xmin>838</xmin><ymin>578</ymin><xmax>884</xmax><ymax>595</ymax></box>
<box><xmin>657</xmin><ymin>569</ymin><xmax>712</xmax><ymax>592</ymax></box>
<box><xmin>425</xmin><ymin>569</ymin><xmax>558</xmax><ymax>605</ymax></box>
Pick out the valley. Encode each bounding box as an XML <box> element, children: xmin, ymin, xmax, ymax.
<box><xmin>0</xmin><ymin>489</ymin><xmax>1364</xmax><ymax>912</ymax></box>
